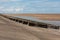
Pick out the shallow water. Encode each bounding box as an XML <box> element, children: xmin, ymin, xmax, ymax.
<box><xmin>14</xmin><ymin>16</ymin><xmax>60</xmax><ymax>26</ymax></box>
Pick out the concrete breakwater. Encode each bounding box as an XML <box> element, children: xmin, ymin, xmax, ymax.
<box><xmin>1</xmin><ymin>14</ymin><xmax>60</xmax><ymax>30</ymax></box>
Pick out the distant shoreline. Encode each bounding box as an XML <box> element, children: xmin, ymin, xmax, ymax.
<box><xmin>5</xmin><ymin>14</ymin><xmax>60</xmax><ymax>21</ymax></box>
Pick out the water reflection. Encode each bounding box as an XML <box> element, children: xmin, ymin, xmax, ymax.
<box><xmin>15</xmin><ymin>16</ymin><xmax>60</xmax><ymax>26</ymax></box>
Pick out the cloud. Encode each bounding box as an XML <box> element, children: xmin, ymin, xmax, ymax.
<box><xmin>15</xmin><ymin>8</ymin><xmax>24</xmax><ymax>12</ymax></box>
<box><xmin>23</xmin><ymin>0</ymin><xmax>60</xmax><ymax>13</ymax></box>
<box><xmin>0</xmin><ymin>0</ymin><xmax>21</xmax><ymax>2</ymax></box>
<box><xmin>0</xmin><ymin>0</ymin><xmax>60</xmax><ymax>13</ymax></box>
<box><xmin>27</xmin><ymin>0</ymin><xmax>60</xmax><ymax>8</ymax></box>
<box><xmin>0</xmin><ymin>6</ymin><xmax>24</xmax><ymax>13</ymax></box>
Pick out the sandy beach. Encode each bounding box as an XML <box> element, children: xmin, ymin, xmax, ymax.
<box><xmin>0</xmin><ymin>14</ymin><xmax>60</xmax><ymax>40</ymax></box>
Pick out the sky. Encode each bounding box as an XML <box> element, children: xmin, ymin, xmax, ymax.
<box><xmin>0</xmin><ymin>0</ymin><xmax>60</xmax><ymax>14</ymax></box>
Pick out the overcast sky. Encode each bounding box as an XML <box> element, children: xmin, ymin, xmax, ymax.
<box><xmin>0</xmin><ymin>0</ymin><xmax>60</xmax><ymax>14</ymax></box>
